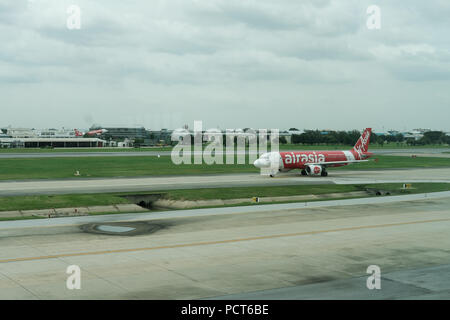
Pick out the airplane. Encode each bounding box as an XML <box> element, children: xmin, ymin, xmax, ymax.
<box><xmin>74</xmin><ymin>129</ymin><xmax>108</xmax><ymax>137</ymax></box>
<box><xmin>253</xmin><ymin>128</ymin><xmax>373</xmax><ymax>177</ymax></box>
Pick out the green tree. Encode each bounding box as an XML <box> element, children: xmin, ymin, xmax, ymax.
<box><xmin>420</xmin><ymin>131</ymin><xmax>445</xmax><ymax>144</ymax></box>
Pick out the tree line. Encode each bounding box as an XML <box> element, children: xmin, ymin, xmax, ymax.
<box><xmin>289</xmin><ymin>130</ymin><xmax>450</xmax><ymax>146</ymax></box>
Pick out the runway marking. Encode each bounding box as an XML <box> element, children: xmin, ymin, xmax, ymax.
<box><xmin>1</xmin><ymin>216</ymin><xmax>450</xmax><ymax>264</ymax></box>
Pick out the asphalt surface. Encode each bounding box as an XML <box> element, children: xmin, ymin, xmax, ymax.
<box><xmin>210</xmin><ymin>263</ymin><xmax>450</xmax><ymax>300</ymax></box>
<box><xmin>1</xmin><ymin>193</ymin><xmax>450</xmax><ymax>299</ymax></box>
<box><xmin>2</xmin><ymin>191</ymin><xmax>449</xmax><ymax>229</ymax></box>
<box><xmin>0</xmin><ymin>167</ymin><xmax>449</xmax><ymax>196</ymax></box>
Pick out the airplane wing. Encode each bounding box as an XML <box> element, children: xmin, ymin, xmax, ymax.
<box><xmin>308</xmin><ymin>160</ymin><xmax>369</xmax><ymax>167</ymax></box>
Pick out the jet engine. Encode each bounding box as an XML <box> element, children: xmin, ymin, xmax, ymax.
<box><xmin>305</xmin><ymin>164</ymin><xmax>322</xmax><ymax>176</ymax></box>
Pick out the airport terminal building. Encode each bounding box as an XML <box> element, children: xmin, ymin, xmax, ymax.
<box><xmin>0</xmin><ymin>128</ymin><xmax>107</xmax><ymax>148</ymax></box>
<box><xmin>0</xmin><ymin>137</ymin><xmax>106</xmax><ymax>148</ymax></box>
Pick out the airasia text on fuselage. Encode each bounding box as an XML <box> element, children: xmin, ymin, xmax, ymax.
<box><xmin>283</xmin><ymin>152</ymin><xmax>326</xmax><ymax>165</ymax></box>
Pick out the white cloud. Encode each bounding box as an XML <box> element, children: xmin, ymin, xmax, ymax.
<box><xmin>0</xmin><ymin>0</ymin><xmax>449</xmax><ymax>131</ymax></box>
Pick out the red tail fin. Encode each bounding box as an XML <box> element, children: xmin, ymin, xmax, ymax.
<box><xmin>353</xmin><ymin>128</ymin><xmax>371</xmax><ymax>155</ymax></box>
<box><xmin>75</xmin><ymin>129</ymin><xmax>83</xmax><ymax>137</ymax></box>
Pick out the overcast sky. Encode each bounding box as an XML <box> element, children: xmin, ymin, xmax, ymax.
<box><xmin>1</xmin><ymin>0</ymin><xmax>449</xmax><ymax>132</ymax></box>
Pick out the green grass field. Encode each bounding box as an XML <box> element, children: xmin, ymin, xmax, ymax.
<box><xmin>0</xmin><ymin>155</ymin><xmax>449</xmax><ymax>180</ymax></box>
<box><xmin>0</xmin><ymin>155</ymin><xmax>256</xmax><ymax>180</ymax></box>
<box><xmin>0</xmin><ymin>194</ymin><xmax>130</xmax><ymax>211</ymax></box>
<box><xmin>0</xmin><ymin>147</ymin><xmax>172</xmax><ymax>153</ymax></box>
<box><xmin>159</xmin><ymin>183</ymin><xmax>450</xmax><ymax>200</ymax></box>
<box><xmin>1</xmin><ymin>183</ymin><xmax>449</xmax><ymax>212</ymax></box>
<box><xmin>0</xmin><ymin>142</ymin><xmax>448</xmax><ymax>153</ymax></box>
<box><xmin>279</xmin><ymin>143</ymin><xmax>449</xmax><ymax>151</ymax></box>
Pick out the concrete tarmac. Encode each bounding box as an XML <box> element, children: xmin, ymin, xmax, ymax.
<box><xmin>0</xmin><ymin>194</ymin><xmax>450</xmax><ymax>299</ymax></box>
<box><xmin>0</xmin><ymin>167</ymin><xmax>449</xmax><ymax>196</ymax></box>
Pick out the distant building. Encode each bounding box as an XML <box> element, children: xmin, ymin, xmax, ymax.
<box><xmin>148</xmin><ymin>129</ymin><xmax>174</xmax><ymax>145</ymax></box>
<box><xmin>38</xmin><ymin>128</ymin><xmax>76</xmax><ymax>138</ymax></box>
<box><xmin>288</xmin><ymin>129</ymin><xmax>304</xmax><ymax>135</ymax></box>
<box><xmin>387</xmin><ymin>130</ymin><xmax>400</xmax><ymax>136</ymax></box>
<box><xmin>0</xmin><ymin>138</ymin><xmax>23</xmax><ymax>148</ymax></box>
<box><xmin>403</xmin><ymin>129</ymin><xmax>430</xmax><ymax>141</ymax></box>
<box><xmin>6</xmin><ymin>128</ymin><xmax>37</xmax><ymax>138</ymax></box>
<box><xmin>0</xmin><ymin>127</ymin><xmax>109</xmax><ymax>148</ymax></box>
<box><xmin>0</xmin><ymin>137</ymin><xmax>106</xmax><ymax>148</ymax></box>
<box><xmin>91</xmin><ymin>126</ymin><xmax>151</xmax><ymax>144</ymax></box>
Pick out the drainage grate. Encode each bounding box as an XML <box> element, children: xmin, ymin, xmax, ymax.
<box><xmin>80</xmin><ymin>221</ymin><xmax>163</xmax><ymax>236</ymax></box>
<box><xmin>96</xmin><ymin>225</ymin><xmax>136</xmax><ymax>233</ymax></box>
<box><xmin>120</xmin><ymin>193</ymin><xmax>166</xmax><ymax>209</ymax></box>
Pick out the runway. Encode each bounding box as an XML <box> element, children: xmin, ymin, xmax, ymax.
<box><xmin>1</xmin><ymin>193</ymin><xmax>450</xmax><ymax>299</ymax></box>
<box><xmin>0</xmin><ymin>148</ymin><xmax>448</xmax><ymax>159</ymax></box>
<box><xmin>0</xmin><ymin>167</ymin><xmax>449</xmax><ymax>196</ymax></box>
<box><xmin>388</xmin><ymin>153</ymin><xmax>450</xmax><ymax>158</ymax></box>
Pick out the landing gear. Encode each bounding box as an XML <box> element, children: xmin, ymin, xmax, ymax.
<box><xmin>300</xmin><ymin>167</ymin><xmax>327</xmax><ymax>176</ymax></box>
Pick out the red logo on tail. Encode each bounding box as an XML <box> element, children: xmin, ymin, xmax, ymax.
<box><xmin>353</xmin><ymin>128</ymin><xmax>372</xmax><ymax>158</ymax></box>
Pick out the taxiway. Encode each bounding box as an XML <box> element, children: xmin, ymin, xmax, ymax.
<box><xmin>0</xmin><ymin>167</ymin><xmax>449</xmax><ymax>196</ymax></box>
<box><xmin>1</xmin><ymin>193</ymin><xmax>450</xmax><ymax>299</ymax></box>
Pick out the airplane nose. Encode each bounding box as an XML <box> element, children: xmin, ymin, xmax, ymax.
<box><xmin>254</xmin><ymin>159</ymin><xmax>269</xmax><ymax>168</ymax></box>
